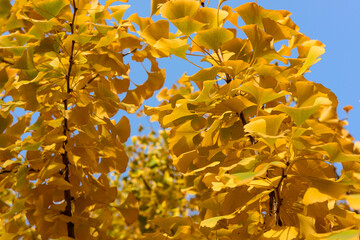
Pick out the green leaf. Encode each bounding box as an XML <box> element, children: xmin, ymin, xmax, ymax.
<box><xmin>171</xmin><ymin>16</ymin><xmax>206</xmax><ymax>36</ymax></box>
<box><xmin>274</xmin><ymin>104</ymin><xmax>319</xmax><ymax>126</ymax></box>
<box><xmin>32</xmin><ymin>0</ymin><xmax>68</xmax><ymax>20</ymax></box>
<box><xmin>12</xmin><ymin>48</ymin><xmax>36</xmax><ymax>70</ymax></box>
<box><xmin>309</xmin><ymin>229</ymin><xmax>360</xmax><ymax>240</ymax></box>
<box><xmin>193</xmin><ymin>27</ymin><xmax>234</xmax><ymax>51</ymax></box>
<box><xmin>319</xmin><ymin>143</ymin><xmax>360</xmax><ymax>162</ymax></box>
<box><xmin>0</xmin><ymin>0</ymin><xmax>11</xmax><ymax>19</ymax></box>
<box><xmin>159</xmin><ymin>0</ymin><xmax>200</xmax><ymax>20</ymax></box>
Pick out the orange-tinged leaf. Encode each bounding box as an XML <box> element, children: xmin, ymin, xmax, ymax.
<box><xmin>343</xmin><ymin>105</ymin><xmax>353</xmax><ymax>113</ymax></box>
<box><xmin>116</xmin><ymin>116</ymin><xmax>130</xmax><ymax>143</ymax></box>
<box><xmin>69</xmin><ymin>106</ymin><xmax>90</xmax><ymax>126</ymax></box>
<box><xmin>159</xmin><ymin>0</ymin><xmax>200</xmax><ymax>20</ymax></box>
<box><xmin>151</xmin><ymin>0</ymin><xmax>167</xmax><ymax>16</ymax></box>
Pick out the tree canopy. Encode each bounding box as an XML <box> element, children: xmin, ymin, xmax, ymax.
<box><xmin>0</xmin><ymin>0</ymin><xmax>359</xmax><ymax>239</ymax></box>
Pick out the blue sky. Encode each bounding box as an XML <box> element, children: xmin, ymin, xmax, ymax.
<box><xmin>107</xmin><ymin>0</ymin><xmax>360</xmax><ymax>141</ymax></box>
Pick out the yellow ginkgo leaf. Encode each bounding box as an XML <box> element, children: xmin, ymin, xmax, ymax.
<box><xmin>109</xmin><ymin>5</ymin><xmax>130</xmax><ymax>23</ymax></box>
<box><xmin>159</xmin><ymin>0</ymin><xmax>200</xmax><ymax>20</ymax></box>
<box><xmin>274</xmin><ymin>104</ymin><xmax>319</xmax><ymax>126</ymax></box>
<box><xmin>32</xmin><ymin>0</ymin><xmax>68</xmax><ymax>20</ymax></box>
<box><xmin>193</xmin><ymin>7</ymin><xmax>228</xmax><ymax>29</ymax></box>
<box><xmin>116</xmin><ymin>193</ymin><xmax>139</xmax><ymax>225</ymax></box>
<box><xmin>245</xmin><ymin>114</ymin><xmax>287</xmax><ymax>136</ymax></box>
<box><xmin>309</xmin><ymin>229</ymin><xmax>360</xmax><ymax>240</ymax></box>
<box><xmin>296</xmin><ymin>46</ymin><xmax>325</xmax><ymax>77</ymax></box>
<box><xmin>151</xmin><ymin>0</ymin><xmax>167</xmax><ymax>16</ymax></box>
<box><xmin>142</xmin><ymin>20</ymin><xmax>169</xmax><ymax>45</ymax></box>
<box><xmin>154</xmin><ymin>38</ymin><xmax>189</xmax><ymax>59</ymax></box>
<box><xmin>200</xmin><ymin>211</ymin><xmax>237</xmax><ymax>228</ymax></box>
<box><xmin>171</xmin><ymin>16</ymin><xmax>206</xmax><ymax>35</ymax></box>
<box><xmin>239</xmin><ymin>82</ymin><xmax>287</xmax><ymax>106</ymax></box>
<box><xmin>193</xmin><ymin>27</ymin><xmax>234</xmax><ymax>51</ymax></box>
<box><xmin>116</xmin><ymin>116</ymin><xmax>130</xmax><ymax>143</ymax></box>
<box><xmin>263</xmin><ymin>227</ymin><xmax>298</xmax><ymax>240</ymax></box>
<box><xmin>163</xmin><ymin>102</ymin><xmax>195</xmax><ymax>126</ymax></box>
<box><xmin>346</xmin><ymin>194</ymin><xmax>360</xmax><ymax>210</ymax></box>
<box><xmin>69</xmin><ymin>106</ymin><xmax>90</xmax><ymax>126</ymax></box>
<box><xmin>235</xmin><ymin>2</ymin><xmax>284</xmax><ymax>29</ymax></box>
<box><xmin>319</xmin><ymin>142</ymin><xmax>360</xmax><ymax>162</ymax></box>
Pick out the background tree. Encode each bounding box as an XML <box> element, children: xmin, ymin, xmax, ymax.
<box><xmin>107</xmin><ymin>127</ymin><xmax>197</xmax><ymax>239</ymax></box>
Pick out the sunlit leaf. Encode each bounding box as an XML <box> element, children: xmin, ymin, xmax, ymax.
<box><xmin>193</xmin><ymin>27</ymin><xmax>234</xmax><ymax>51</ymax></box>
<box><xmin>296</xmin><ymin>46</ymin><xmax>325</xmax><ymax>77</ymax></box>
<box><xmin>32</xmin><ymin>0</ymin><xmax>69</xmax><ymax>20</ymax></box>
<box><xmin>171</xmin><ymin>16</ymin><xmax>206</xmax><ymax>35</ymax></box>
<box><xmin>160</xmin><ymin>0</ymin><xmax>200</xmax><ymax>20</ymax></box>
<box><xmin>274</xmin><ymin>104</ymin><xmax>319</xmax><ymax>126</ymax></box>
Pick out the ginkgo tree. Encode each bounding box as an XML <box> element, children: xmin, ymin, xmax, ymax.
<box><xmin>0</xmin><ymin>0</ymin><xmax>165</xmax><ymax>239</ymax></box>
<box><xmin>1</xmin><ymin>0</ymin><xmax>360</xmax><ymax>239</ymax></box>
<box><xmin>145</xmin><ymin>0</ymin><xmax>360</xmax><ymax>239</ymax></box>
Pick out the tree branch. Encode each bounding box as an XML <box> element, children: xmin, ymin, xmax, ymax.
<box><xmin>61</xmin><ymin>0</ymin><xmax>77</xmax><ymax>238</ymax></box>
